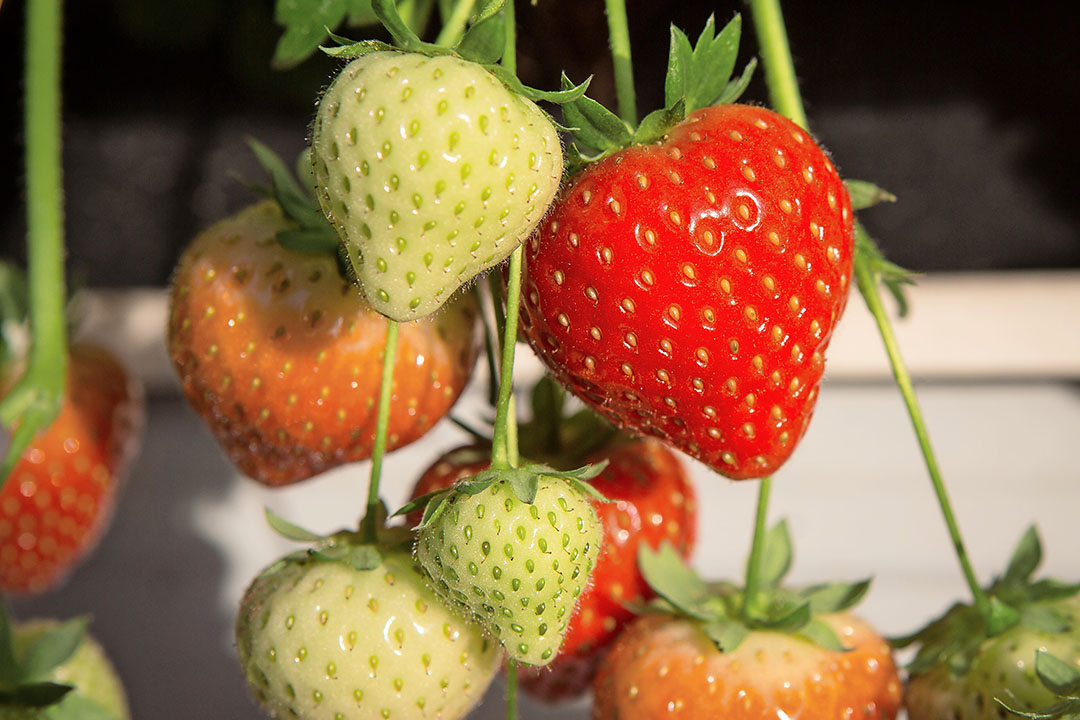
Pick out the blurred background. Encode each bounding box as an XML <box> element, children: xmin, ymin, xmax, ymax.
<box><xmin>1</xmin><ymin>1</ymin><xmax>1079</xmax><ymax>718</ymax></box>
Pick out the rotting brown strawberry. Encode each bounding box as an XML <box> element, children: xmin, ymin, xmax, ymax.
<box><xmin>168</xmin><ymin>201</ymin><xmax>480</xmax><ymax>486</ymax></box>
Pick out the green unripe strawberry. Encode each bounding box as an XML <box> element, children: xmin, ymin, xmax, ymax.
<box><xmin>236</xmin><ymin>547</ymin><xmax>501</xmax><ymax>720</ymax></box>
<box><xmin>312</xmin><ymin>50</ymin><xmax>563</xmax><ymax>321</ymax></box>
<box><xmin>413</xmin><ymin>466</ymin><xmax>604</xmax><ymax>666</ymax></box>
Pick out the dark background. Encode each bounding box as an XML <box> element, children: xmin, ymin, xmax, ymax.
<box><xmin>2</xmin><ymin>0</ymin><xmax>1078</xmax><ymax>286</ymax></box>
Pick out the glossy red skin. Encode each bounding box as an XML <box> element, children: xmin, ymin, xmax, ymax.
<box><xmin>521</xmin><ymin>105</ymin><xmax>854</xmax><ymax>479</ymax></box>
<box><xmin>169</xmin><ymin>202</ymin><xmax>481</xmax><ymax>486</ymax></box>
<box><xmin>0</xmin><ymin>345</ymin><xmax>144</xmax><ymax>594</ymax></box>
<box><xmin>407</xmin><ymin>437</ymin><xmax>696</xmax><ymax>701</ymax></box>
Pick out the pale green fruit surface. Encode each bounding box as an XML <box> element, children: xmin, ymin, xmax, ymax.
<box><xmin>236</xmin><ymin>549</ymin><xmax>501</xmax><ymax>720</ymax></box>
<box><xmin>312</xmin><ymin>50</ymin><xmax>563</xmax><ymax>322</ymax></box>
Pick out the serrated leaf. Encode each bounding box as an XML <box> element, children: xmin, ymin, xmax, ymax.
<box><xmin>987</xmin><ymin>597</ymin><xmax>1022</xmax><ymax>637</ymax></box>
<box><xmin>455</xmin><ymin>12</ymin><xmax>504</xmax><ymax>65</ymax></box>
<box><xmin>702</xmin><ymin>617</ymin><xmax>750</xmax><ymax>652</ymax></box>
<box><xmin>1004</xmin><ymin>526</ymin><xmax>1043</xmax><ymax>586</ymax></box>
<box><xmin>845</xmin><ymin>179</ymin><xmax>897</xmax><ymax>210</ymax></box>
<box><xmin>664</xmin><ymin>15</ymin><xmax>742</xmax><ymax>113</ymax></box>
<box><xmin>264</xmin><ymin>508</ymin><xmax>324</xmax><ymax>542</ymax></box>
<box><xmin>19</xmin><ymin>618</ymin><xmax>86</xmax><ymax>682</ymax></box>
<box><xmin>319</xmin><ymin>37</ymin><xmax>397</xmax><ymax>59</ymax></box>
<box><xmin>713</xmin><ymin>57</ymin><xmax>757</xmax><ymax>105</ymax></box>
<box><xmin>759</xmin><ymin>519</ymin><xmax>793</xmax><ymax>590</ymax></box>
<box><xmin>44</xmin><ymin>692</ymin><xmax>125</xmax><ymax>720</ymax></box>
<box><xmin>272</xmin><ymin>0</ymin><xmax>348</xmax><ymax>68</ymax></box>
<box><xmin>800</xmin><ymin>579</ymin><xmax>871</xmax><ymax>614</ymax></box>
<box><xmin>634</xmin><ymin>98</ymin><xmax>685</xmax><ymax>145</ymax></box>
<box><xmin>797</xmin><ymin>618</ymin><xmax>850</xmax><ymax>652</ymax></box>
<box><xmin>663</xmin><ymin>25</ymin><xmax>693</xmax><ymax>110</ymax></box>
<box><xmin>638</xmin><ymin>543</ymin><xmax>713</xmax><ymax>620</ymax></box>
<box><xmin>276</xmin><ymin>227</ymin><xmax>341</xmax><ymax>255</ymax></box>
<box><xmin>560</xmin><ymin>74</ymin><xmax>633</xmax><ymax>154</ymax></box>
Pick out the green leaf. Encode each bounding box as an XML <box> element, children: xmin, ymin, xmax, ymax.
<box><xmin>759</xmin><ymin>519</ymin><xmax>793</xmax><ymax>590</ymax></box>
<box><xmin>845</xmin><ymin>179</ymin><xmax>897</xmax><ymax>210</ymax></box>
<box><xmin>638</xmin><ymin>543</ymin><xmax>713</xmax><ymax>620</ymax></box>
<box><xmin>854</xmin><ymin>222</ymin><xmax>917</xmax><ymax>318</ymax></box>
<box><xmin>800</xmin><ymin>579</ymin><xmax>871</xmax><ymax>614</ymax></box>
<box><xmin>663</xmin><ymin>15</ymin><xmax>742</xmax><ymax>113</ymax></box>
<box><xmin>762</xmin><ymin>600</ymin><xmax>810</xmax><ymax>632</ymax></box>
<box><xmin>276</xmin><ymin>227</ymin><xmax>341</xmax><ymax>255</ymax></box>
<box><xmin>702</xmin><ymin>617</ymin><xmax>750</xmax><ymax>653</ymax></box>
<box><xmin>0</xmin><ymin>681</ymin><xmax>73</xmax><ymax>707</ymax></box>
<box><xmin>19</xmin><ymin>618</ymin><xmax>87</xmax><ymax>682</ymax></box>
<box><xmin>560</xmin><ymin>74</ymin><xmax>633</xmax><ymax>154</ymax></box>
<box><xmin>44</xmin><ymin>692</ymin><xmax>125</xmax><ymax>720</ymax></box>
<box><xmin>371</xmin><ymin>0</ymin><xmax>424</xmax><ymax>49</ymax></box>
<box><xmin>713</xmin><ymin>57</ymin><xmax>757</xmax><ymax>105</ymax></box>
<box><xmin>503</xmin><ymin>468</ymin><xmax>539</xmax><ymax>504</ymax></box>
<box><xmin>325</xmin><ymin>543</ymin><xmax>383</xmax><ymax>571</ymax></box>
<box><xmin>319</xmin><ymin>37</ymin><xmax>397</xmax><ymax>59</ymax></box>
<box><xmin>246</xmin><ymin>139</ymin><xmax>325</xmax><ymax>230</ymax></box>
<box><xmin>455</xmin><ymin>12</ymin><xmax>504</xmax><ymax>65</ymax></box>
<box><xmin>272</xmin><ymin>0</ymin><xmax>349</xmax><ymax>69</ymax></box>
<box><xmin>263</xmin><ymin>508</ymin><xmax>325</xmax><ymax>543</ymax></box>
<box><xmin>394</xmin><ymin>488</ymin><xmax>453</xmax><ymax>525</ymax></box>
<box><xmin>797</xmin><ymin>618</ymin><xmax>849</xmax><ymax>652</ymax></box>
<box><xmin>1028</xmin><ymin>579</ymin><xmax>1080</xmax><ymax>603</ymax></box>
<box><xmin>485</xmin><ymin>66</ymin><xmax>591</xmax><ymax>104</ymax></box>
<box><xmin>1021</xmin><ymin>604</ymin><xmax>1073</xmax><ymax>634</ymax></box>
<box><xmin>987</xmin><ymin>597</ymin><xmax>1022</xmax><ymax>637</ymax></box>
<box><xmin>1003</xmin><ymin>525</ymin><xmax>1043</xmax><ymax>586</ymax></box>
<box><xmin>633</xmin><ymin>98</ymin><xmax>685</xmax><ymax>146</ymax></box>
<box><xmin>1035</xmin><ymin>651</ymin><xmax>1080</xmax><ymax>698</ymax></box>
<box><xmin>471</xmin><ymin>0</ymin><xmax>505</xmax><ymax>25</ymax></box>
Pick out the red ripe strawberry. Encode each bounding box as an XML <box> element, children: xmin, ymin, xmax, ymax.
<box><xmin>0</xmin><ymin>344</ymin><xmax>143</xmax><ymax>594</ymax></box>
<box><xmin>406</xmin><ymin>434</ymin><xmax>696</xmax><ymax>697</ymax></box>
<box><xmin>168</xmin><ymin>201</ymin><xmax>481</xmax><ymax>486</ymax></box>
<box><xmin>592</xmin><ymin>611</ymin><xmax>902</xmax><ymax>720</ymax></box>
<box><xmin>521</xmin><ymin>104</ymin><xmax>854</xmax><ymax>479</ymax></box>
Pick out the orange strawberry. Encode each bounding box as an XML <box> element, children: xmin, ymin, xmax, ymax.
<box><xmin>168</xmin><ymin>201</ymin><xmax>480</xmax><ymax>486</ymax></box>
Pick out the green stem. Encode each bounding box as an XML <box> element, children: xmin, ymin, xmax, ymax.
<box><xmin>505</xmin><ymin>659</ymin><xmax>518</xmax><ymax>720</ymax></box>
<box><xmin>1</xmin><ymin>0</ymin><xmax>68</xmax><ymax>486</ymax></box>
<box><xmin>489</xmin><ymin>247</ymin><xmax>522</xmax><ymax>470</ymax></box>
<box><xmin>434</xmin><ymin>0</ymin><xmax>474</xmax><ymax>47</ymax></box>
<box><xmin>748</xmin><ymin>0</ymin><xmax>808</xmax><ymax>130</ymax></box>
<box><xmin>361</xmin><ymin>319</ymin><xmax>400</xmax><ymax>544</ymax></box>
<box><xmin>853</xmin><ymin>242</ymin><xmax>989</xmax><ymax>615</ymax></box>
<box><xmin>742</xmin><ymin>475</ymin><xmax>773</xmax><ymax>619</ymax></box>
<box><xmin>749</xmin><ymin>0</ymin><xmax>989</xmax><ymax>616</ymax></box>
<box><xmin>476</xmin><ymin>285</ymin><xmax>500</xmax><ymax>407</ymax></box>
<box><xmin>501</xmin><ymin>0</ymin><xmax>516</xmax><ymax>75</ymax></box>
<box><xmin>603</xmin><ymin>0</ymin><xmax>637</xmax><ymax>125</ymax></box>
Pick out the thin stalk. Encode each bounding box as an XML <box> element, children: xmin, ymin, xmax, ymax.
<box><xmin>476</xmin><ymin>285</ymin><xmax>500</xmax><ymax>407</ymax></box>
<box><xmin>434</xmin><ymin>0</ymin><xmax>474</xmax><ymax>47</ymax></box>
<box><xmin>741</xmin><ymin>475</ymin><xmax>773</xmax><ymax>619</ymax></box>
<box><xmin>1</xmin><ymin>0</ymin><xmax>68</xmax><ymax>486</ymax></box>
<box><xmin>749</xmin><ymin>0</ymin><xmax>989</xmax><ymax>615</ymax></box>
<box><xmin>501</xmin><ymin>0</ymin><xmax>516</xmax><ymax>75</ymax></box>
<box><xmin>489</xmin><ymin>247</ymin><xmax>522</xmax><ymax>471</ymax></box>
<box><xmin>854</xmin><ymin>243</ymin><xmax>989</xmax><ymax>615</ymax></box>
<box><xmin>603</xmin><ymin>0</ymin><xmax>636</xmax><ymax>125</ymax></box>
<box><xmin>748</xmin><ymin>0</ymin><xmax>807</xmax><ymax>130</ymax></box>
<box><xmin>361</xmin><ymin>320</ymin><xmax>400</xmax><ymax>544</ymax></box>
<box><xmin>505</xmin><ymin>660</ymin><xmax>518</xmax><ymax>720</ymax></box>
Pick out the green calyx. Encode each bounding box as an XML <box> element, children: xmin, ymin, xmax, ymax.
<box><xmin>637</xmin><ymin>522</ymin><xmax>871</xmax><ymax>655</ymax></box>
<box><xmin>260</xmin><ymin>505</ymin><xmax>413</xmax><ymax>577</ymax></box>
<box><xmin>396</xmin><ymin>461</ymin><xmax>609</xmax><ymax>531</ymax></box>
<box><xmin>895</xmin><ymin>526</ymin><xmax>1080</xmax><ymax>679</ymax></box>
<box><xmin>562</xmin><ymin>13</ymin><xmax>756</xmax><ymax>171</ymax></box>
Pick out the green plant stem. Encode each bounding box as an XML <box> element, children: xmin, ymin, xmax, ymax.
<box><xmin>434</xmin><ymin>0</ymin><xmax>474</xmax><ymax>47</ymax></box>
<box><xmin>749</xmin><ymin>0</ymin><xmax>989</xmax><ymax>616</ymax></box>
<box><xmin>489</xmin><ymin>247</ymin><xmax>522</xmax><ymax>471</ymax></box>
<box><xmin>505</xmin><ymin>659</ymin><xmax>518</xmax><ymax>720</ymax></box>
<box><xmin>361</xmin><ymin>319</ymin><xmax>400</xmax><ymax>544</ymax></box>
<box><xmin>853</xmin><ymin>241</ymin><xmax>989</xmax><ymax>616</ymax></box>
<box><xmin>603</xmin><ymin>0</ymin><xmax>636</xmax><ymax>125</ymax></box>
<box><xmin>748</xmin><ymin>0</ymin><xmax>807</xmax><ymax>130</ymax></box>
<box><xmin>501</xmin><ymin>0</ymin><xmax>516</xmax><ymax>75</ymax></box>
<box><xmin>741</xmin><ymin>475</ymin><xmax>773</xmax><ymax>619</ymax></box>
<box><xmin>1</xmin><ymin>0</ymin><xmax>68</xmax><ymax>486</ymax></box>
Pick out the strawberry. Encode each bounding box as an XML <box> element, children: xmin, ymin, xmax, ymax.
<box><xmin>5</xmin><ymin>616</ymin><xmax>130</xmax><ymax>719</ymax></box>
<box><xmin>521</xmin><ymin>103</ymin><xmax>854</xmax><ymax>479</ymax></box>
<box><xmin>167</xmin><ymin>200</ymin><xmax>481</xmax><ymax>486</ymax></box>
<box><xmin>236</xmin><ymin>540</ymin><xmax>501</xmax><ymax>720</ymax></box>
<box><xmin>591</xmin><ymin>535</ymin><xmax>901</xmax><ymax>720</ymax></box>
<box><xmin>411</xmin><ymin>465</ymin><xmax>604</xmax><ymax>666</ymax></box>
<box><xmin>0</xmin><ymin>343</ymin><xmax>143</xmax><ymax>594</ymax></box>
<box><xmin>900</xmin><ymin>527</ymin><xmax>1080</xmax><ymax>720</ymax></box>
<box><xmin>593</xmin><ymin>610</ymin><xmax>901</xmax><ymax>719</ymax></box>
<box><xmin>311</xmin><ymin>50</ymin><xmax>564</xmax><ymax>321</ymax></box>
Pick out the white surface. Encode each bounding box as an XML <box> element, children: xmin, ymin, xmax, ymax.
<box><xmin>12</xmin><ymin>370</ymin><xmax>1080</xmax><ymax>718</ymax></box>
